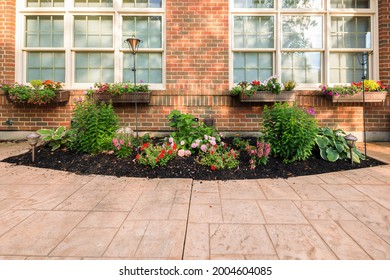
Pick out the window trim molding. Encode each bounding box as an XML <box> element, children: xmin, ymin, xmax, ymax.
<box><xmin>229</xmin><ymin>0</ymin><xmax>379</xmax><ymax>89</ymax></box>
<box><xmin>15</xmin><ymin>0</ymin><xmax>166</xmax><ymax>90</ymax></box>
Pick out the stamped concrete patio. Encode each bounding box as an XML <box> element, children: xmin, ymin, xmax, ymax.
<box><xmin>0</xmin><ymin>142</ymin><xmax>389</xmax><ymax>260</ymax></box>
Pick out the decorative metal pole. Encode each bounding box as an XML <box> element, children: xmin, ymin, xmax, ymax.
<box><xmin>356</xmin><ymin>52</ymin><xmax>372</xmax><ymax>158</ymax></box>
<box><xmin>125</xmin><ymin>36</ymin><xmax>142</xmax><ymax>138</ymax></box>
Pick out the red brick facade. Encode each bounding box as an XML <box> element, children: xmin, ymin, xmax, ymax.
<box><xmin>0</xmin><ymin>0</ymin><xmax>389</xmax><ymax>140</ymax></box>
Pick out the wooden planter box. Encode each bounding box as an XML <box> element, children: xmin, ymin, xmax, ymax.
<box><xmin>93</xmin><ymin>92</ymin><xmax>151</xmax><ymax>104</ymax></box>
<box><xmin>328</xmin><ymin>91</ymin><xmax>387</xmax><ymax>103</ymax></box>
<box><xmin>5</xmin><ymin>90</ymin><xmax>70</xmax><ymax>105</ymax></box>
<box><xmin>239</xmin><ymin>91</ymin><xmax>296</xmax><ymax>102</ymax></box>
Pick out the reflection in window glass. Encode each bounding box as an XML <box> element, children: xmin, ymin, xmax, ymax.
<box><xmin>234</xmin><ymin>0</ymin><xmax>274</xmax><ymax>8</ymax></box>
<box><xmin>123</xmin><ymin>0</ymin><xmax>162</xmax><ymax>8</ymax></box>
<box><xmin>122</xmin><ymin>16</ymin><xmax>162</xmax><ymax>48</ymax></box>
<box><xmin>26</xmin><ymin>16</ymin><xmax>64</xmax><ymax>48</ymax></box>
<box><xmin>75</xmin><ymin>52</ymin><xmax>114</xmax><ymax>83</ymax></box>
<box><xmin>27</xmin><ymin>0</ymin><xmax>64</xmax><ymax>7</ymax></box>
<box><xmin>282</xmin><ymin>16</ymin><xmax>323</xmax><ymax>49</ymax></box>
<box><xmin>74</xmin><ymin>0</ymin><xmax>113</xmax><ymax>7</ymax></box>
<box><xmin>123</xmin><ymin>53</ymin><xmax>162</xmax><ymax>83</ymax></box>
<box><xmin>331</xmin><ymin>16</ymin><xmax>370</xmax><ymax>48</ymax></box>
<box><xmin>27</xmin><ymin>52</ymin><xmax>65</xmax><ymax>82</ymax></box>
<box><xmin>329</xmin><ymin>52</ymin><xmax>365</xmax><ymax>83</ymax></box>
<box><xmin>234</xmin><ymin>16</ymin><xmax>274</xmax><ymax>48</ymax></box>
<box><xmin>281</xmin><ymin>52</ymin><xmax>321</xmax><ymax>83</ymax></box>
<box><xmin>331</xmin><ymin>0</ymin><xmax>369</xmax><ymax>9</ymax></box>
<box><xmin>74</xmin><ymin>16</ymin><xmax>113</xmax><ymax>48</ymax></box>
<box><xmin>233</xmin><ymin>52</ymin><xmax>273</xmax><ymax>83</ymax></box>
<box><xmin>282</xmin><ymin>0</ymin><xmax>322</xmax><ymax>9</ymax></box>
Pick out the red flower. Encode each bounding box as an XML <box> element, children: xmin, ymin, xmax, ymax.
<box><xmin>211</xmin><ymin>165</ymin><xmax>216</xmax><ymax>171</ymax></box>
<box><xmin>156</xmin><ymin>158</ymin><xmax>159</xmax><ymax>162</ymax></box>
<box><xmin>168</xmin><ymin>150</ymin><xmax>173</xmax><ymax>155</ymax></box>
<box><xmin>210</xmin><ymin>151</ymin><xmax>215</xmax><ymax>155</ymax></box>
<box><xmin>141</xmin><ymin>143</ymin><xmax>149</xmax><ymax>151</ymax></box>
<box><xmin>136</xmin><ymin>154</ymin><xmax>140</xmax><ymax>160</ymax></box>
<box><xmin>252</xmin><ymin>80</ymin><xmax>261</xmax><ymax>86</ymax></box>
<box><xmin>172</xmin><ymin>143</ymin><xmax>177</xmax><ymax>150</ymax></box>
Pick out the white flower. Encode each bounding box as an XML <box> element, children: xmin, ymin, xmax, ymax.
<box><xmin>169</xmin><ymin>137</ymin><xmax>174</xmax><ymax>143</ymax></box>
<box><xmin>180</xmin><ymin>140</ymin><xmax>185</xmax><ymax>146</ymax></box>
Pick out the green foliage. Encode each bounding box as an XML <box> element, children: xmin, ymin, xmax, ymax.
<box><xmin>283</xmin><ymin>80</ymin><xmax>297</xmax><ymax>91</ymax></box>
<box><xmin>69</xmin><ymin>98</ymin><xmax>119</xmax><ymax>154</ymax></box>
<box><xmin>316</xmin><ymin>127</ymin><xmax>365</xmax><ymax>163</ymax></box>
<box><xmin>86</xmin><ymin>82</ymin><xmax>149</xmax><ymax>96</ymax></box>
<box><xmin>168</xmin><ymin>110</ymin><xmax>220</xmax><ymax>151</ymax></box>
<box><xmin>261</xmin><ymin>103</ymin><xmax>318</xmax><ymax>163</ymax></box>
<box><xmin>232</xmin><ymin>136</ymin><xmax>250</xmax><ymax>150</ymax></box>
<box><xmin>37</xmin><ymin>126</ymin><xmax>69</xmax><ymax>151</ymax></box>
<box><xmin>197</xmin><ymin>146</ymin><xmax>240</xmax><ymax>170</ymax></box>
<box><xmin>136</xmin><ymin>142</ymin><xmax>176</xmax><ymax>169</ymax></box>
<box><xmin>3</xmin><ymin>83</ymin><xmax>56</xmax><ymax>105</ymax></box>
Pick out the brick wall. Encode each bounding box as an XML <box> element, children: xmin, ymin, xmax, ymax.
<box><xmin>0</xmin><ymin>0</ymin><xmax>15</xmax><ymax>83</ymax></box>
<box><xmin>1</xmin><ymin>0</ymin><xmax>390</xmax><ymax>139</ymax></box>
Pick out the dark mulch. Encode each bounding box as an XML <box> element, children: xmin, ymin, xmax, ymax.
<box><xmin>2</xmin><ymin>137</ymin><xmax>384</xmax><ymax>180</ymax></box>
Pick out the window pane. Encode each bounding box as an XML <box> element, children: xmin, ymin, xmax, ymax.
<box><xmin>233</xmin><ymin>0</ymin><xmax>274</xmax><ymax>8</ymax></box>
<box><xmin>281</xmin><ymin>52</ymin><xmax>321</xmax><ymax>83</ymax></box>
<box><xmin>27</xmin><ymin>52</ymin><xmax>65</xmax><ymax>82</ymax></box>
<box><xmin>75</xmin><ymin>52</ymin><xmax>114</xmax><ymax>83</ymax></box>
<box><xmin>74</xmin><ymin>16</ymin><xmax>113</xmax><ymax>48</ymax></box>
<box><xmin>282</xmin><ymin>0</ymin><xmax>322</xmax><ymax>8</ymax></box>
<box><xmin>123</xmin><ymin>53</ymin><xmax>162</xmax><ymax>83</ymax></box>
<box><xmin>234</xmin><ymin>16</ymin><xmax>274</xmax><ymax>49</ymax></box>
<box><xmin>122</xmin><ymin>16</ymin><xmax>162</xmax><ymax>48</ymax></box>
<box><xmin>331</xmin><ymin>0</ymin><xmax>369</xmax><ymax>8</ymax></box>
<box><xmin>329</xmin><ymin>52</ymin><xmax>365</xmax><ymax>83</ymax></box>
<box><xmin>123</xmin><ymin>0</ymin><xmax>162</xmax><ymax>8</ymax></box>
<box><xmin>26</xmin><ymin>16</ymin><xmax>64</xmax><ymax>48</ymax></box>
<box><xmin>282</xmin><ymin>16</ymin><xmax>323</xmax><ymax>49</ymax></box>
<box><xmin>27</xmin><ymin>0</ymin><xmax>64</xmax><ymax>7</ymax></box>
<box><xmin>74</xmin><ymin>0</ymin><xmax>113</xmax><ymax>7</ymax></box>
<box><xmin>233</xmin><ymin>52</ymin><xmax>273</xmax><ymax>83</ymax></box>
<box><xmin>331</xmin><ymin>16</ymin><xmax>370</xmax><ymax>48</ymax></box>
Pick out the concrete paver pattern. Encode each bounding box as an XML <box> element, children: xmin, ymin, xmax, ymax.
<box><xmin>0</xmin><ymin>142</ymin><xmax>389</xmax><ymax>260</ymax></box>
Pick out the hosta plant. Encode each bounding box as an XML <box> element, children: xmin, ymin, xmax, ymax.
<box><xmin>315</xmin><ymin>127</ymin><xmax>365</xmax><ymax>163</ymax></box>
<box><xmin>37</xmin><ymin>126</ymin><xmax>70</xmax><ymax>151</ymax></box>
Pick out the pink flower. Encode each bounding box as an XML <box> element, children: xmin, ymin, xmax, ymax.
<box><xmin>108</xmin><ymin>150</ymin><xmax>114</xmax><ymax>155</ymax></box>
<box><xmin>169</xmin><ymin>137</ymin><xmax>174</xmax><ymax>143</ymax></box>
<box><xmin>191</xmin><ymin>143</ymin><xmax>198</xmax><ymax>149</ymax></box>
<box><xmin>119</xmin><ymin>139</ymin><xmax>125</xmax><ymax>146</ymax></box>
<box><xmin>178</xmin><ymin>149</ymin><xmax>185</xmax><ymax>157</ymax></box>
<box><xmin>180</xmin><ymin>140</ymin><xmax>185</xmax><ymax>146</ymax></box>
<box><xmin>200</xmin><ymin>144</ymin><xmax>208</xmax><ymax>152</ymax></box>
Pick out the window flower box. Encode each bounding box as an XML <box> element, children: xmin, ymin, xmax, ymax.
<box><xmin>1</xmin><ymin>80</ymin><xmax>70</xmax><ymax>106</ymax></box>
<box><xmin>239</xmin><ymin>91</ymin><xmax>296</xmax><ymax>102</ymax></box>
<box><xmin>321</xmin><ymin>80</ymin><xmax>387</xmax><ymax>103</ymax></box>
<box><xmin>230</xmin><ymin>77</ymin><xmax>297</xmax><ymax>103</ymax></box>
<box><xmin>327</xmin><ymin>91</ymin><xmax>387</xmax><ymax>103</ymax></box>
<box><xmin>92</xmin><ymin>91</ymin><xmax>151</xmax><ymax>104</ymax></box>
<box><xmin>87</xmin><ymin>82</ymin><xmax>151</xmax><ymax>104</ymax></box>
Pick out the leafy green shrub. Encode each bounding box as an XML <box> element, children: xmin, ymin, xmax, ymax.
<box><xmin>261</xmin><ymin>103</ymin><xmax>318</xmax><ymax>163</ymax></box>
<box><xmin>37</xmin><ymin>126</ymin><xmax>70</xmax><ymax>151</ymax></box>
<box><xmin>316</xmin><ymin>127</ymin><xmax>365</xmax><ymax>163</ymax></box>
<box><xmin>69</xmin><ymin>98</ymin><xmax>119</xmax><ymax>154</ymax></box>
<box><xmin>168</xmin><ymin>110</ymin><xmax>220</xmax><ymax>151</ymax></box>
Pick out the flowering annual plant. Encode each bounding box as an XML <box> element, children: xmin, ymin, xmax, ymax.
<box><xmin>0</xmin><ymin>80</ymin><xmax>60</xmax><ymax>105</ymax></box>
<box><xmin>321</xmin><ymin>80</ymin><xmax>386</xmax><ymax>96</ymax></box>
<box><xmin>86</xmin><ymin>82</ymin><xmax>149</xmax><ymax>96</ymax></box>
<box><xmin>135</xmin><ymin>142</ymin><xmax>177</xmax><ymax>169</ymax></box>
<box><xmin>245</xmin><ymin>141</ymin><xmax>271</xmax><ymax>170</ymax></box>
<box><xmin>230</xmin><ymin>76</ymin><xmax>285</xmax><ymax>97</ymax></box>
<box><xmin>197</xmin><ymin>144</ymin><xmax>240</xmax><ymax>170</ymax></box>
<box><xmin>103</xmin><ymin>127</ymin><xmax>136</xmax><ymax>158</ymax></box>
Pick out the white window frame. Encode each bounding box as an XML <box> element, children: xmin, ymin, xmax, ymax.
<box><xmin>229</xmin><ymin>0</ymin><xmax>379</xmax><ymax>89</ymax></box>
<box><xmin>15</xmin><ymin>0</ymin><xmax>166</xmax><ymax>90</ymax></box>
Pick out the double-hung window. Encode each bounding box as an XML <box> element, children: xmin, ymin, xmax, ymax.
<box><xmin>17</xmin><ymin>0</ymin><xmax>165</xmax><ymax>89</ymax></box>
<box><xmin>231</xmin><ymin>0</ymin><xmax>377</xmax><ymax>87</ymax></box>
